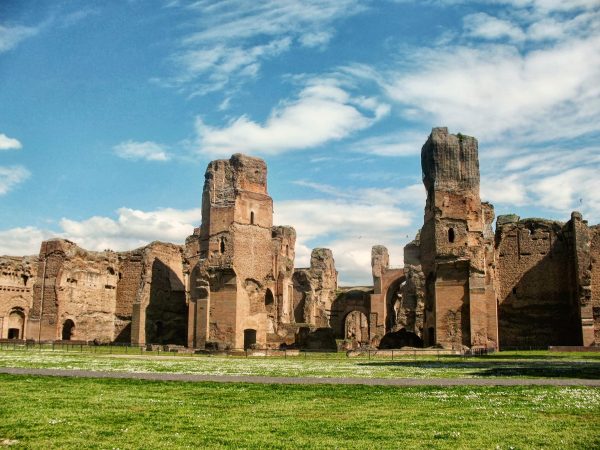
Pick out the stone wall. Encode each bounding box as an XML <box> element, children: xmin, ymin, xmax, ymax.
<box><xmin>495</xmin><ymin>216</ymin><xmax>580</xmax><ymax>347</ymax></box>
<box><xmin>132</xmin><ymin>242</ymin><xmax>186</xmax><ymax>345</ymax></box>
<box><xmin>0</xmin><ymin>256</ymin><xmax>37</xmax><ymax>339</ymax></box>
<box><xmin>186</xmin><ymin>153</ymin><xmax>288</xmax><ymax>350</ymax></box>
<box><xmin>292</xmin><ymin>248</ymin><xmax>337</xmax><ymax>328</ymax></box>
<box><xmin>419</xmin><ymin>127</ymin><xmax>498</xmax><ymax>349</ymax></box>
<box><xmin>29</xmin><ymin>239</ymin><xmax>119</xmax><ymax>343</ymax></box>
<box><xmin>113</xmin><ymin>250</ymin><xmax>144</xmax><ymax>342</ymax></box>
<box><xmin>591</xmin><ymin>226</ymin><xmax>600</xmax><ymax>343</ymax></box>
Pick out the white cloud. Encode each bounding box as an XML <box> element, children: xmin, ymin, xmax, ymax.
<box><xmin>464</xmin><ymin>12</ymin><xmax>526</xmax><ymax>41</ymax></box>
<box><xmin>59</xmin><ymin>207</ymin><xmax>201</xmax><ymax>251</ymax></box>
<box><xmin>481</xmin><ymin>174</ymin><xmax>528</xmax><ymax>206</ymax></box>
<box><xmin>0</xmin><ymin>24</ymin><xmax>38</xmax><ymax>53</ymax></box>
<box><xmin>165</xmin><ymin>0</ymin><xmax>364</xmax><ymax>94</ymax></box>
<box><xmin>0</xmin><ymin>207</ymin><xmax>202</xmax><ymax>256</ymax></box>
<box><xmin>276</xmin><ymin>198</ymin><xmax>412</xmax><ymax>284</ymax></box>
<box><xmin>196</xmin><ymin>80</ymin><xmax>389</xmax><ymax>156</ymax></box>
<box><xmin>0</xmin><ymin>208</ymin><xmax>201</xmax><ymax>255</ymax></box>
<box><xmin>531</xmin><ymin>167</ymin><xmax>600</xmax><ymax>215</ymax></box>
<box><xmin>0</xmin><ymin>133</ymin><xmax>22</xmax><ymax>150</ymax></box>
<box><xmin>299</xmin><ymin>30</ymin><xmax>333</xmax><ymax>48</ymax></box>
<box><xmin>275</xmin><ymin>181</ymin><xmax>417</xmax><ymax>284</ymax></box>
<box><xmin>348</xmin><ymin>131</ymin><xmax>426</xmax><ymax>156</ymax></box>
<box><xmin>0</xmin><ymin>166</ymin><xmax>30</xmax><ymax>195</ymax></box>
<box><xmin>0</xmin><ymin>227</ymin><xmax>53</xmax><ymax>256</ymax></box>
<box><xmin>113</xmin><ymin>140</ymin><xmax>171</xmax><ymax>161</ymax></box>
<box><xmin>383</xmin><ymin>35</ymin><xmax>600</xmax><ymax>143</ymax></box>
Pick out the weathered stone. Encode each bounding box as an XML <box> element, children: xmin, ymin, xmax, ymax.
<box><xmin>2</xmin><ymin>136</ymin><xmax>600</xmax><ymax>352</ymax></box>
<box><xmin>292</xmin><ymin>248</ymin><xmax>337</xmax><ymax>328</ymax></box>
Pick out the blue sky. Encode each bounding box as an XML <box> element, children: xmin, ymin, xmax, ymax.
<box><xmin>1</xmin><ymin>0</ymin><xmax>599</xmax><ymax>284</ymax></box>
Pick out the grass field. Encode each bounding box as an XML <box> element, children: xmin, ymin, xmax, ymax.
<box><xmin>1</xmin><ymin>349</ymin><xmax>600</xmax><ymax>379</ymax></box>
<box><xmin>0</xmin><ymin>375</ymin><xmax>599</xmax><ymax>449</ymax></box>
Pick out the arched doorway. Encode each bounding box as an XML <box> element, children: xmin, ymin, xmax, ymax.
<box><xmin>244</xmin><ymin>329</ymin><xmax>257</xmax><ymax>350</ymax></box>
<box><xmin>265</xmin><ymin>289</ymin><xmax>275</xmax><ymax>333</ymax></box>
<box><xmin>344</xmin><ymin>310</ymin><xmax>369</xmax><ymax>343</ymax></box>
<box><xmin>62</xmin><ymin>319</ymin><xmax>75</xmax><ymax>341</ymax></box>
<box><xmin>7</xmin><ymin>309</ymin><xmax>25</xmax><ymax>339</ymax></box>
<box><xmin>386</xmin><ymin>278</ymin><xmax>406</xmax><ymax>332</ymax></box>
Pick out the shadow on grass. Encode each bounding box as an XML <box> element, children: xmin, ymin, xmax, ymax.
<box><xmin>356</xmin><ymin>360</ymin><xmax>600</xmax><ymax>379</ymax></box>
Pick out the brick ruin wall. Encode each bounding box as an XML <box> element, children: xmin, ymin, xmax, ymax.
<box><xmin>2</xmin><ymin>142</ymin><xmax>600</xmax><ymax>350</ymax></box>
<box><xmin>0</xmin><ymin>256</ymin><xmax>37</xmax><ymax>339</ymax></box>
<box><xmin>292</xmin><ymin>248</ymin><xmax>337</xmax><ymax>328</ymax></box>
<box><xmin>133</xmin><ymin>242</ymin><xmax>186</xmax><ymax>346</ymax></box>
<box><xmin>113</xmin><ymin>251</ymin><xmax>144</xmax><ymax>342</ymax></box>
<box><xmin>27</xmin><ymin>240</ymin><xmax>120</xmax><ymax>342</ymax></box>
<box><xmin>495</xmin><ymin>218</ymin><xmax>581</xmax><ymax>347</ymax></box>
<box><xmin>590</xmin><ymin>227</ymin><xmax>600</xmax><ymax>342</ymax></box>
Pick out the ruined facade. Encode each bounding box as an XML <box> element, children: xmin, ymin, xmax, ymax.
<box><xmin>2</xmin><ymin>129</ymin><xmax>599</xmax><ymax>350</ymax></box>
<box><xmin>399</xmin><ymin>127</ymin><xmax>600</xmax><ymax>350</ymax></box>
<box><xmin>183</xmin><ymin>154</ymin><xmax>296</xmax><ymax>350</ymax></box>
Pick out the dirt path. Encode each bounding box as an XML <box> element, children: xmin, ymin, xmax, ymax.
<box><xmin>1</xmin><ymin>367</ymin><xmax>600</xmax><ymax>386</ymax></box>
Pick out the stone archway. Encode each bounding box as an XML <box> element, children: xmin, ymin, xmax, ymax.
<box><xmin>344</xmin><ymin>310</ymin><xmax>369</xmax><ymax>344</ymax></box>
<box><xmin>7</xmin><ymin>309</ymin><xmax>25</xmax><ymax>339</ymax></box>
<box><xmin>386</xmin><ymin>277</ymin><xmax>406</xmax><ymax>332</ymax></box>
<box><xmin>62</xmin><ymin>319</ymin><xmax>75</xmax><ymax>341</ymax></box>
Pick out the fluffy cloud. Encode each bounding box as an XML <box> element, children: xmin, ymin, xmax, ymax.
<box><xmin>0</xmin><ymin>207</ymin><xmax>201</xmax><ymax>256</ymax></box>
<box><xmin>275</xmin><ymin>182</ymin><xmax>419</xmax><ymax>284</ymax></box>
<box><xmin>59</xmin><ymin>207</ymin><xmax>201</xmax><ymax>251</ymax></box>
<box><xmin>346</xmin><ymin>2</ymin><xmax>600</xmax><ymax>223</ymax></box>
<box><xmin>0</xmin><ymin>166</ymin><xmax>30</xmax><ymax>195</ymax></box>
<box><xmin>196</xmin><ymin>80</ymin><xmax>389</xmax><ymax>157</ymax></box>
<box><xmin>0</xmin><ymin>227</ymin><xmax>54</xmax><ymax>256</ymax></box>
<box><xmin>0</xmin><ymin>24</ymin><xmax>38</xmax><ymax>53</ymax></box>
<box><xmin>0</xmin><ymin>133</ymin><xmax>22</xmax><ymax>150</ymax></box>
<box><xmin>113</xmin><ymin>140</ymin><xmax>171</xmax><ymax>161</ymax></box>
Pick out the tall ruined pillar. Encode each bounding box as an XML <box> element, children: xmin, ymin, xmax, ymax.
<box><xmin>369</xmin><ymin>245</ymin><xmax>389</xmax><ymax>341</ymax></box>
<box><xmin>570</xmin><ymin>211</ymin><xmax>595</xmax><ymax>346</ymax></box>
<box><xmin>185</xmin><ymin>154</ymin><xmax>275</xmax><ymax>350</ymax></box>
<box><xmin>420</xmin><ymin>127</ymin><xmax>498</xmax><ymax>349</ymax></box>
<box><xmin>29</xmin><ymin>240</ymin><xmax>71</xmax><ymax>341</ymax></box>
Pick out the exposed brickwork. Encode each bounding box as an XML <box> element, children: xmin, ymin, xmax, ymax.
<box><xmin>417</xmin><ymin>128</ymin><xmax>498</xmax><ymax>349</ymax></box>
<box><xmin>3</xmin><ymin>139</ymin><xmax>599</xmax><ymax>351</ymax></box>
<box><xmin>496</xmin><ymin>217</ymin><xmax>581</xmax><ymax>347</ymax></box>
<box><xmin>591</xmin><ymin>227</ymin><xmax>600</xmax><ymax>342</ymax></box>
<box><xmin>186</xmin><ymin>154</ymin><xmax>300</xmax><ymax>350</ymax></box>
<box><xmin>0</xmin><ymin>256</ymin><xmax>37</xmax><ymax>339</ymax></box>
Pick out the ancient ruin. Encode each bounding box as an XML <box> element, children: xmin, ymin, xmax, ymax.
<box><xmin>1</xmin><ymin>128</ymin><xmax>599</xmax><ymax>350</ymax></box>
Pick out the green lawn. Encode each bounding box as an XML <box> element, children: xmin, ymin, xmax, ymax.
<box><xmin>0</xmin><ymin>375</ymin><xmax>599</xmax><ymax>449</ymax></box>
<box><xmin>1</xmin><ymin>349</ymin><xmax>600</xmax><ymax>379</ymax></box>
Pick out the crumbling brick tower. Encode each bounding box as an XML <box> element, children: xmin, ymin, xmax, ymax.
<box><xmin>420</xmin><ymin>128</ymin><xmax>498</xmax><ymax>349</ymax></box>
<box><xmin>185</xmin><ymin>154</ymin><xmax>295</xmax><ymax>350</ymax></box>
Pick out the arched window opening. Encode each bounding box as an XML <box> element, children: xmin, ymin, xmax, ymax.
<box><xmin>8</xmin><ymin>309</ymin><xmax>25</xmax><ymax>340</ymax></box>
<box><xmin>265</xmin><ymin>289</ymin><xmax>274</xmax><ymax>306</ymax></box>
<box><xmin>220</xmin><ymin>237</ymin><xmax>225</xmax><ymax>254</ymax></box>
<box><xmin>344</xmin><ymin>310</ymin><xmax>369</xmax><ymax>343</ymax></box>
<box><xmin>285</xmin><ymin>244</ymin><xmax>289</xmax><ymax>257</ymax></box>
<box><xmin>250</xmin><ymin>211</ymin><xmax>255</xmax><ymax>225</ymax></box>
<box><xmin>448</xmin><ymin>227</ymin><xmax>455</xmax><ymax>243</ymax></box>
<box><xmin>62</xmin><ymin>319</ymin><xmax>75</xmax><ymax>341</ymax></box>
